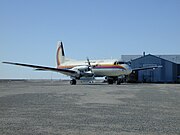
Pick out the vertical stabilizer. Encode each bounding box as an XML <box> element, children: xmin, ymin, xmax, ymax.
<box><xmin>56</xmin><ymin>41</ymin><xmax>65</xmax><ymax>67</ymax></box>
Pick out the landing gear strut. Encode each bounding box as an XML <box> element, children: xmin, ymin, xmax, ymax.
<box><xmin>106</xmin><ymin>77</ymin><xmax>124</xmax><ymax>85</ymax></box>
<box><xmin>70</xmin><ymin>79</ymin><xmax>76</xmax><ymax>85</ymax></box>
<box><xmin>107</xmin><ymin>78</ymin><xmax>114</xmax><ymax>85</ymax></box>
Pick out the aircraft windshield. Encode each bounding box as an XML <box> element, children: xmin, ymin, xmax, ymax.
<box><xmin>114</xmin><ymin>61</ymin><xmax>129</xmax><ymax>65</ymax></box>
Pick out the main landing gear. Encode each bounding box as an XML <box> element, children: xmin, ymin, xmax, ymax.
<box><xmin>107</xmin><ymin>78</ymin><xmax>114</xmax><ymax>84</ymax></box>
<box><xmin>107</xmin><ymin>77</ymin><xmax>124</xmax><ymax>85</ymax></box>
<box><xmin>70</xmin><ymin>79</ymin><xmax>76</xmax><ymax>85</ymax></box>
<box><xmin>70</xmin><ymin>77</ymin><xmax>124</xmax><ymax>85</ymax></box>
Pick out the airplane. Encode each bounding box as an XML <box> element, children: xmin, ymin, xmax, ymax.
<box><xmin>3</xmin><ymin>41</ymin><xmax>162</xmax><ymax>85</ymax></box>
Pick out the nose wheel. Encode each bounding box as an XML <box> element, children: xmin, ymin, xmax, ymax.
<box><xmin>70</xmin><ymin>79</ymin><xmax>76</xmax><ymax>85</ymax></box>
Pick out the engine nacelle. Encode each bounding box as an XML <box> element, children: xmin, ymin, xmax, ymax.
<box><xmin>72</xmin><ymin>65</ymin><xmax>90</xmax><ymax>72</ymax></box>
<box><xmin>72</xmin><ymin>66</ymin><xmax>94</xmax><ymax>78</ymax></box>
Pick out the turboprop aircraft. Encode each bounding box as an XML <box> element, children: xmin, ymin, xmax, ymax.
<box><xmin>3</xmin><ymin>41</ymin><xmax>161</xmax><ymax>85</ymax></box>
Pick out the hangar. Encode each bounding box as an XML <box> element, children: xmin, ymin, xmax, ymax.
<box><xmin>122</xmin><ymin>54</ymin><xmax>180</xmax><ymax>83</ymax></box>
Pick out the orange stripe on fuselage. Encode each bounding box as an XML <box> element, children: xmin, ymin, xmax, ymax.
<box><xmin>95</xmin><ymin>65</ymin><xmax>126</xmax><ymax>69</ymax></box>
<box><xmin>58</xmin><ymin>64</ymin><xmax>126</xmax><ymax>70</ymax></box>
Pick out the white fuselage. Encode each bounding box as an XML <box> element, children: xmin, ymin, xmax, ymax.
<box><xmin>58</xmin><ymin>59</ymin><xmax>132</xmax><ymax>77</ymax></box>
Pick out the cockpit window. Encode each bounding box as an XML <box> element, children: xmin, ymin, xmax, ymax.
<box><xmin>117</xmin><ymin>61</ymin><xmax>125</xmax><ymax>64</ymax></box>
<box><xmin>114</xmin><ymin>61</ymin><xmax>130</xmax><ymax>65</ymax></box>
<box><xmin>114</xmin><ymin>61</ymin><xmax>126</xmax><ymax>65</ymax></box>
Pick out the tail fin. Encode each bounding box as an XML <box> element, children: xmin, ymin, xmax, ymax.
<box><xmin>56</xmin><ymin>41</ymin><xmax>65</xmax><ymax>67</ymax></box>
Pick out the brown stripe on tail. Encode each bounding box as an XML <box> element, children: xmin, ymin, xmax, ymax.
<box><xmin>56</xmin><ymin>41</ymin><xmax>65</xmax><ymax>67</ymax></box>
<box><xmin>56</xmin><ymin>44</ymin><xmax>61</xmax><ymax>66</ymax></box>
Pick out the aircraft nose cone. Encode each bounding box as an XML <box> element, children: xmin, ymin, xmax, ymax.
<box><xmin>127</xmin><ymin>66</ymin><xmax>132</xmax><ymax>74</ymax></box>
<box><xmin>123</xmin><ymin>64</ymin><xmax>132</xmax><ymax>75</ymax></box>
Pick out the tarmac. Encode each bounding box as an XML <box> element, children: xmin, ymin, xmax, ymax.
<box><xmin>0</xmin><ymin>80</ymin><xmax>180</xmax><ymax>135</ymax></box>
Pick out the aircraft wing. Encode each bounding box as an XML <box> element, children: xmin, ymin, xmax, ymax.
<box><xmin>132</xmin><ymin>65</ymin><xmax>162</xmax><ymax>71</ymax></box>
<box><xmin>2</xmin><ymin>61</ymin><xmax>77</xmax><ymax>76</ymax></box>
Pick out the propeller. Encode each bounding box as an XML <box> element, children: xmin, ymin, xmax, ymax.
<box><xmin>86</xmin><ymin>57</ymin><xmax>93</xmax><ymax>72</ymax></box>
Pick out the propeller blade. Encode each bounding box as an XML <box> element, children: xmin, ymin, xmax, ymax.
<box><xmin>86</xmin><ymin>57</ymin><xmax>93</xmax><ymax>72</ymax></box>
<box><xmin>86</xmin><ymin>57</ymin><xmax>91</xmax><ymax>66</ymax></box>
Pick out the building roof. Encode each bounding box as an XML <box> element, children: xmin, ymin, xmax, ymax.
<box><xmin>156</xmin><ymin>55</ymin><xmax>180</xmax><ymax>64</ymax></box>
<box><xmin>121</xmin><ymin>54</ymin><xmax>180</xmax><ymax>64</ymax></box>
<box><xmin>121</xmin><ymin>55</ymin><xmax>142</xmax><ymax>62</ymax></box>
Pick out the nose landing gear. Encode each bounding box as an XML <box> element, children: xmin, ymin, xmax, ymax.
<box><xmin>116</xmin><ymin>78</ymin><xmax>123</xmax><ymax>85</ymax></box>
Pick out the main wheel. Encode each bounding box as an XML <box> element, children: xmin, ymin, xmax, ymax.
<box><xmin>107</xmin><ymin>79</ymin><xmax>114</xmax><ymax>85</ymax></box>
<box><xmin>70</xmin><ymin>79</ymin><xmax>76</xmax><ymax>85</ymax></box>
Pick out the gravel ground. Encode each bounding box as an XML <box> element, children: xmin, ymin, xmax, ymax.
<box><xmin>0</xmin><ymin>80</ymin><xmax>180</xmax><ymax>135</ymax></box>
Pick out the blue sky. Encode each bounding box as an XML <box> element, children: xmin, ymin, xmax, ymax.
<box><xmin>0</xmin><ymin>0</ymin><xmax>180</xmax><ymax>79</ymax></box>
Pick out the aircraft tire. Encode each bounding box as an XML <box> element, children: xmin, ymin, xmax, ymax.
<box><xmin>70</xmin><ymin>79</ymin><xmax>76</xmax><ymax>85</ymax></box>
<box><xmin>107</xmin><ymin>79</ymin><xmax>114</xmax><ymax>85</ymax></box>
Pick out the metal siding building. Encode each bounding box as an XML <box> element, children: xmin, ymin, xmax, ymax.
<box><xmin>122</xmin><ymin>54</ymin><xmax>180</xmax><ymax>83</ymax></box>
